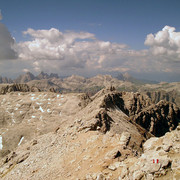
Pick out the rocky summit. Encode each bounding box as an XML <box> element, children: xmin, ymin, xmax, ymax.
<box><xmin>0</xmin><ymin>86</ymin><xmax>179</xmax><ymax>179</ymax></box>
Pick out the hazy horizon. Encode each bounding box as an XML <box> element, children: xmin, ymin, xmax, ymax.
<box><xmin>0</xmin><ymin>0</ymin><xmax>180</xmax><ymax>82</ymax></box>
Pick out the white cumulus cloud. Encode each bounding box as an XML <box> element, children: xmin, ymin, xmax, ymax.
<box><xmin>17</xmin><ymin>28</ymin><xmax>96</xmax><ymax>61</ymax></box>
<box><xmin>145</xmin><ymin>26</ymin><xmax>180</xmax><ymax>61</ymax></box>
<box><xmin>17</xmin><ymin>28</ymin><xmax>137</xmax><ymax>73</ymax></box>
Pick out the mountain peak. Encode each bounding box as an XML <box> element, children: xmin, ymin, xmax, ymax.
<box><xmin>37</xmin><ymin>71</ymin><xmax>50</xmax><ymax>79</ymax></box>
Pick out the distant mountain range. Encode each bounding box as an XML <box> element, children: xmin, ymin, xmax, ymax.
<box><xmin>14</xmin><ymin>72</ymin><xmax>59</xmax><ymax>83</ymax></box>
<box><xmin>0</xmin><ymin>71</ymin><xmax>158</xmax><ymax>84</ymax></box>
<box><xmin>0</xmin><ymin>71</ymin><xmax>180</xmax><ymax>107</ymax></box>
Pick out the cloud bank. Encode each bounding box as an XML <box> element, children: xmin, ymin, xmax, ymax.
<box><xmin>0</xmin><ymin>25</ymin><xmax>180</xmax><ymax>81</ymax></box>
<box><xmin>16</xmin><ymin>27</ymin><xmax>148</xmax><ymax>74</ymax></box>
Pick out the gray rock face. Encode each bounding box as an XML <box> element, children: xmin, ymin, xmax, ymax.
<box><xmin>0</xmin><ymin>84</ymin><xmax>30</xmax><ymax>94</ymax></box>
<box><xmin>15</xmin><ymin>72</ymin><xmax>35</xmax><ymax>83</ymax></box>
<box><xmin>145</xmin><ymin>90</ymin><xmax>180</xmax><ymax>107</ymax></box>
<box><xmin>36</xmin><ymin>71</ymin><xmax>50</xmax><ymax>80</ymax></box>
<box><xmin>131</xmin><ymin>100</ymin><xmax>180</xmax><ymax>136</ymax></box>
<box><xmin>119</xmin><ymin>132</ymin><xmax>131</xmax><ymax>148</ymax></box>
<box><xmin>89</xmin><ymin>89</ymin><xmax>180</xmax><ymax>137</ymax></box>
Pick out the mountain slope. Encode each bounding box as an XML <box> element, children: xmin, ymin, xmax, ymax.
<box><xmin>0</xmin><ymin>87</ymin><xmax>179</xmax><ymax>179</ymax></box>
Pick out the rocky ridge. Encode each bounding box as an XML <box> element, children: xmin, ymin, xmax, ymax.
<box><xmin>0</xmin><ymin>87</ymin><xmax>179</xmax><ymax>179</ymax></box>
<box><xmin>0</xmin><ymin>84</ymin><xmax>40</xmax><ymax>95</ymax></box>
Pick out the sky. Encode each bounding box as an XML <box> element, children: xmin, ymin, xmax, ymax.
<box><xmin>0</xmin><ymin>0</ymin><xmax>180</xmax><ymax>82</ymax></box>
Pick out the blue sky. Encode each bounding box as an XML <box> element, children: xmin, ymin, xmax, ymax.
<box><xmin>2</xmin><ymin>0</ymin><xmax>180</xmax><ymax>48</ymax></box>
<box><xmin>0</xmin><ymin>0</ymin><xmax>180</xmax><ymax>81</ymax></box>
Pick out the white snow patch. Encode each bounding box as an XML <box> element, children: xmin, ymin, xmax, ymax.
<box><xmin>61</xmin><ymin>95</ymin><xmax>64</xmax><ymax>98</ymax></box>
<box><xmin>32</xmin><ymin>116</ymin><xmax>36</xmax><ymax>118</ymax></box>
<box><xmin>39</xmin><ymin>106</ymin><xmax>44</xmax><ymax>113</ymax></box>
<box><xmin>0</xmin><ymin>136</ymin><xmax>3</xmax><ymax>150</ymax></box>
<box><xmin>20</xmin><ymin>111</ymin><xmax>23</xmax><ymax>114</ymax></box>
<box><xmin>36</xmin><ymin>102</ymin><xmax>42</xmax><ymax>105</ymax></box>
<box><xmin>59</xmin><ymin>103</ymin><xmax>62</xmax><ymax>106</ymax></box>
<box><xmin>31</xmin><ymin>97</ymin><xmax>35</xmax><ymax>101</ymax></box>
<box><xmin>48</xmin><ymin>102</ymin><xmax>51</xmax><ymax>104</ymax></box>
<box><xmin>31</xmin><ymin>94</ymin><xmax>35</xmax><ymax>96</ymax></box>
<box><xmin>44</xmin><ymin>94</ymin><xmax>47</xmax><ymax>97</ymax></box>
<box><xmin>47</xmin><ymin>109</ymin><xmax>51</xmax><ymax>113</ymax></box>
<box><xmin>48</xmin><ymin>98</ymin><xmax>51</xmax><ymax>101</ymax></box>
<box><xmin>15</xmin><ymin>108</ymin><xmax>18</xmax><ymax>110</ymax></box>
<box><xmin>18</xmin><ymin>136</ymin><xmax>24</xmax><ymax>146</ymax></box>
<box><xmin>57</xmin><ymin>94</ymin><xmax>60</xmax><ymax>98</ymax></box>
<box><xmin>18</xmin><ymin>93</ymin><xmax>21</xmax><ymax>96</ymax></box>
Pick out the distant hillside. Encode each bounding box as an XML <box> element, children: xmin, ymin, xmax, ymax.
<box><xmin>0</xmin><ymin>72</ymin><xmax>180</xmax><ymax>107</ymax></box>
<box><xmin>116</xmin><ymin>72</ymin><xmax>158</xmax><ymax>84</ymax></box>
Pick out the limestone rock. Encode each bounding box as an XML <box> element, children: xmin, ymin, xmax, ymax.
<box><xmin>131</xmin><ymin>100</ymin><xmax>180</xmax><ymax>137</ymax></box>
<box><xmin>119</xmin><ymin>132</ymin><xmax>131</xmax><ymax>148</ymax></box>
<box><xmin>105</xmin><ymin>148</ymin><xmax>121</xmax><ymax>160</ymax></box>
<box><xmin>0</xmin><ymin>84</ymin><xmax>30</xmax><ymax>94</ymax></box>
<box><xmin>133</xmin><ymin>170</ymin><xmax>144</xmax><ymax>180</ymax></box>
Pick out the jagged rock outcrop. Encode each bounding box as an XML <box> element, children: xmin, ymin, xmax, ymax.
<box><xmin>0</xmin><ymin>84</ymin><xmax>30</xmax><ymax>94</ymax></box>
<box><xmin>49</xmin><ymin>87</ymin><xmax>57</xmax><ymax>93</ymax></box>
<box><xmin>15</xmin><ymin>72</ymin><xmax>35</xmax><ymax>83</ymax></box>
<box><xmin>131</xmin><ymin>100</ymin><xmax>180</xmax><ymax>137</ymax></box>
<box><xmin>36</xmin><ymin>71</ymin><xmax>50</xmax><ymax>80</ymax></box>
<box><xmin>145</xmin><ymin>90</ymin><xmax>176</xmax><ymax>104</ymax></box>
<box><xmin>78</xmin><ymin>93</ymin><xmax>92</xmax><ymax>108</ymax></box>
<box><xmin>145</xmin><ymin>90</ymin><xmax>180</xmax><ymax>107</ymax></box>
<box><xmin>98</xmin><ymin>90</ymin><xmax>180</xmax><ymax>137</ymax></box>
<box><xmin>93</xmin><ymin>109</ymin><xmax>113</xmax><ymax>133</ymax></box>
<box><xmin>0</xmin><ymin>76</ymin><xmax>13</xmax><ymax>84</ymax></box>
<box><xmin>121</xmin><ymin>92</ymin><xmax>152</xmax><ymax>116</ymax></box>
<box><xmin>82</xmin><ymin>89</ymin><xmax>180</xmax><ymax>138</ymax></box>
<box><xmin>95</xmin><ymin>90</ymin><xmax>151</xmax><ymax>116</ymax></box>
